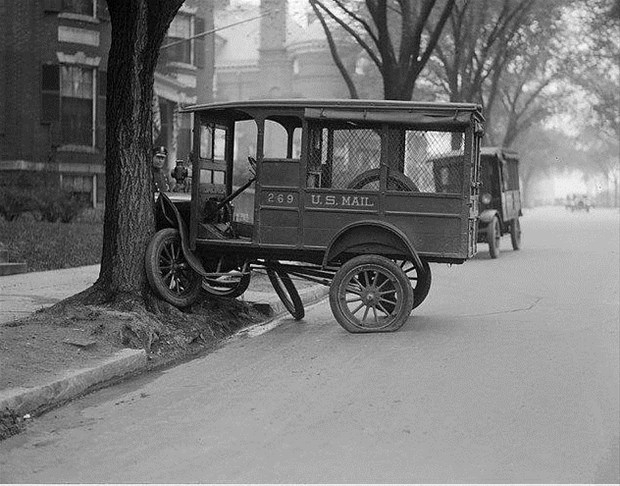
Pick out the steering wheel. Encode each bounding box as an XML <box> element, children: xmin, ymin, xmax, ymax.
<box><xmin>211</xmin><ymin>156</ymin><xmax>257</xmax><ymax>214</ymax></box>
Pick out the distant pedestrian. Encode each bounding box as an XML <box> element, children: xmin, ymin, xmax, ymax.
<box><xmin>170</xmin><ymin>159</ymin><xmax>189</xmax><ymax>192</ymax></box>
<box><xmin>152</xmin><ymin>146</ymin><xmax>170</xmax><ymax>193</ymax></box>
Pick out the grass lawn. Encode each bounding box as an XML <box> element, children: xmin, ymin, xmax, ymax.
<box><xmin>0</xmin><ymin>219</ymin><xmax>103</xmax><ymax>272</ymax></box>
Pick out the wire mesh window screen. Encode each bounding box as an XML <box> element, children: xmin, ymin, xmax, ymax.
<box><xmin>307</xmin><ymin>126</ymin><xmax>381</xmax><ymax>189</ymax></box>
<box><xmin>394</xmin><ymin>130</ymin><xmax>465</xmax><ymax>194</ymax></box>
<box><xmin>306</xmin><ymin>125</ymin><xmax>466</xmax><ymax>193</ymax></box>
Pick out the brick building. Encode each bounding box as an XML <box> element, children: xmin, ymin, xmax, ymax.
<box><xmin>0</xmin><ymin>0</ymin><xmax>214</xmax><ymax>207</ymax></box>
<box><xmin>0</xmin><ymin>0</ymin><xmax>377</xmax><ymax>210</ymax></box>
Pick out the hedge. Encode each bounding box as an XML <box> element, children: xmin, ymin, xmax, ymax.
<box><xmin>0</xmin><ymin>219</ymin><xmax>103</xmax><ymax>272</ymax></box>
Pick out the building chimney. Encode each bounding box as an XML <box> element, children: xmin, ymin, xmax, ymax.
<box><xmin>258</xmin><ymin>0</ymin><xmax>291</xmax><ymax>98</ymax></box>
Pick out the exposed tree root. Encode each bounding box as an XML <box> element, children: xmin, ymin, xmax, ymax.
<box><xmin>17</xmin><ymin>284</ymin><xmax>267</xmax><ymax>360</ymax></box>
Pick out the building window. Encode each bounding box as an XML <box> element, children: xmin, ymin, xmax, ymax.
<box><xmin>62</xmin><ymin>0</ymin><xmax>95</xmax><ymax>16</ymax></box>
<box><xmin>61</xmin><ymin>65</ymin><xmax>95</xmax><ymax>146</ymax></box>
<box><xmin>163</xmin><ymin>14</ymin><xmax>193</xmax><ymax>65</ymax></box>
<box><xmin>42</xmin><ymin>63</ymin><xmax>99</xmax><ymax>147</ymax></box>
<box><xmin>42</xmin><ymin>64</ymin><xmax>61</xmax><ymax>123</ymax></box>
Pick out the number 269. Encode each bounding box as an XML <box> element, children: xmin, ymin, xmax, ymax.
<box><xmin>267</xmin><ymin>193</ymin><xmax>294</xmax><ymax>204</ymax></box>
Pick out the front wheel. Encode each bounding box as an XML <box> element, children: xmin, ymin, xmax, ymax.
<box><xmin>510</xmin><ymin>217</ymin><xmax>521</xmax><ymax>251</ymax></box>
<box><xmin>266</xmin><ymin>264</ymin><xmax>304</xmax><ymax>320</ymax></box>
<box><xmin>329</xmin><ymin>255</ymin><xmax>414</xmax><ymax>333</ymax></box>
<box><xmin>488</xmin><ymin>217</ymin><xmax>501</xmax><ymax>259</ymax></box>
<box><xmin>145</xmin><ymin>228</ymin><xmax>202</xmax><ymax>307</ymax></box>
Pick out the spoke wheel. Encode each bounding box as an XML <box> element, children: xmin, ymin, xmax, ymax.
<box><xmin>347</xmin><ymin>168</ymin><xmax>419</xmax><ymax>192</ymax></box>
<box><xmin>396</xmin><ymin>259</ymin><xmax>432</xmax><ymax>310</ymax></box>
<box><xmin>202</xmin><ymin>258</ymin><xmax>251</xmax><ymax>298</ymax></box>
<box><xmin>145</xmin><ymin>228</ymin><xmax>201</xmax><ymax>307</ymax></box>
<box><xmin>488</xmin><ymin>217</ymin><xmax>501</xmax><ymax>259</ymax></box>
<box><xmin>330</xmin><ymin>255</ymin><xmax>413</xmax><ymax>333</ymax></box>
<box><xmin>510</xmin><ymin>217</ymin><xmax>521</xmax><ymax>251</ymax></box>
<box><xmin>267</xmin><ymin>263</ymin><xmax>304</xmax><ymax>320</ymax></box>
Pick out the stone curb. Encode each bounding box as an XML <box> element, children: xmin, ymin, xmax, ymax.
<box><xmin>0</xmin><ymin>262</ymin><xmax>28</xmax><ymax>276</ymax></box>
<box><xmin>0</xmin><ymin>285</ymin><xmax>329</xmax><ymax>419</ymax></box>
<box><xmin>0</xmin><ymin>348</ymin><xmax>146</xmax><ymax>417</ymax></box>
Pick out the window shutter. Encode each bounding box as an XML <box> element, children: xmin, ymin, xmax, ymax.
<box><xmin>43</xmin><ymin>0</ymin><xmax>62</xmax><ymax>13</ymax></box>
<box><xmin>194</xmin><ymin>17</ymin><xmax>206</xmax><ymax>68</ymax></box>
<box><xmin>41</xmin><ymin>64</ymin><xmax>60</xmax><ymax>123</ymax></box>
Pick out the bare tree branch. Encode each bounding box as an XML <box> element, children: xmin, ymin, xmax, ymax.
<box><xmin>310</xmin><ymin>1</ymin><xmax>360</xmax><ymax>98</ymax></box>
<box><xmin>310</xmin><ymin>0</ymin><xmax>382</xmax><ymax>68</ymax></box>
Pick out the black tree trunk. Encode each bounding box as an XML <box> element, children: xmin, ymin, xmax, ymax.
<box><xmin>93</xmin><ymin>0</ymin><xmax>184</xmax><ymax>303</ymax></box>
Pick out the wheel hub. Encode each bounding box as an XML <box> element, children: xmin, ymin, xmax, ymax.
<box><xmin>170</xmin><ymin>261</ymin><xmax>185</xmax><ymax>272</ymax></box>
<box><xmin>361</xmin><ymin>287</ymin><xmax>378</xmax><ymax>305</ymax></box>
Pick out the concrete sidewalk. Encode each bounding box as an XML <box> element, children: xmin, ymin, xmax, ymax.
<box><xmin>0</xmin><ymin>266</ymin><xmax>328</xmax><ymax>419</ymax></box>
<box><xmin>0</xmin><ymin>265</ymin><xmax>102</xmax><ymax>324</ymax></box>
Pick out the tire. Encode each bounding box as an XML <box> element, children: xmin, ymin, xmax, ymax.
<box><xmin>329</xmin><ymin>255</ymin><xmax>414</xmax><ymax>333</ymax></box>
<box><xmin>266</xmin><ymin>264</ymin><xmax>305</xmax><ymax>320</ymax></box>
<box><xmin>397</xmin><ymin>259</ymin><xmax>432</xmax><ymax>310</ymax></box>
<box><xmin>488</xmin><ymin>217</ymin><xmax>501</xmax><ymax>259</ymax></box>
<box><xmin>145</xmin><ymin>228</ymin><xmax>202</xmax><ymax>307</ymax></box>
<box><xmin>347</xmin><ymin>168</ymin><xmax>419</xmax><ymax>192</ymax></box>
<box><xmin>510</xmin><ymin>217</ymin><xmax>521</xmax><ymax>251</ymax></box>
<box><xmin>202</xmin><ymin>259</ymin><xmax>251</xmax><ymax>298</ymax></box>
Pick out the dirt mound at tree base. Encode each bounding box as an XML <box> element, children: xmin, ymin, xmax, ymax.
<box><xmin>0</xmin><ymin>294</ymin><xmax>268</xmax><ymax>440</ymax></box>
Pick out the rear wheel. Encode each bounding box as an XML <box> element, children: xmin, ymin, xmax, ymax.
<box><xmin>330</xmin><ymin>255</ymin><xmax>413</xmax><ymax>333</ymax></box>
<box><xmin>488</xmin><ymin>217</ymin><xmax>501</xmax><ymax>259</ymax></box>
<box><xmin>510</xmin><ymin>217</ymin><xmax>521</xmax><ymax>251</ymax></box>
<box><xmin>397</xmin><ymin>259</ymin><xmax>432</xmax><ymax>310</ymax></box>
<box><xmin>145</xmin><ymin>228</ymin><xmax>202</xmax><ymax>307</ymax></box>
<box><xmin>266</xmin><ymin>263</ymin><xmax>304</xmax><ymax>320</ymax></box>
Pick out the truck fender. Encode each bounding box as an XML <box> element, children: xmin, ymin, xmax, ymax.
<box><xmin>156</xmin><ymin>193</ymin><xmax>208</xmax><ymax>277</ymax></box>
<box><xmin>322</xmin><ymin>220</ymin><xmax>423</xmax><ymax>270</ymax></box>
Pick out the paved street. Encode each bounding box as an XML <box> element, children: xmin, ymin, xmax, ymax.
<box><xmin>0</xmin><ymin>206</ymin><xmax>618</xmax><ymax>483</ymax></box>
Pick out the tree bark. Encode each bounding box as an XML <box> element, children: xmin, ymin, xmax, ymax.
<box><xmin>94</xmin><ymin>0</ymin><xmax>184</xmax><ymax>303</ymax></box>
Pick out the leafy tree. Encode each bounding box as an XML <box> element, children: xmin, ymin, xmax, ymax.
<box><xmin>488</xmin><ymin>15</ymin><xmax>564</xmax><ymax>147</ymax></box>
<box><xmin>309</xmin><ymin>0</ymin><xmax>457</xmax><ymax>100</ymax></box>
<box><xmin>563</xmin><ymin>0</ymin><xmax>619</xmax><ymax>141</ymax></box>
<box><xmin>426</xmin><ymin>0</ymin><xmax>568</xmax><ymax>146</ymax></box>
<box><xmin>552</xmin><ymin>0</ymin><xmax>620</xmax><ymax>204</ymax></box>
<box><xmin>428</xmin><ymin>0</ymin><xmax>536</xmax><ymax>106</ymax></box>
<box><xmin>84</xmin><ymin>0</ymin><xmax>185</xmax><ymax>305</ymax></box>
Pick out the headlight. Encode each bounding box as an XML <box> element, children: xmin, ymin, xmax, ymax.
<box><xmin>481</xmin><ymin>193</ymin><xmax>492</xmax><ymax>204</ymax></box>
